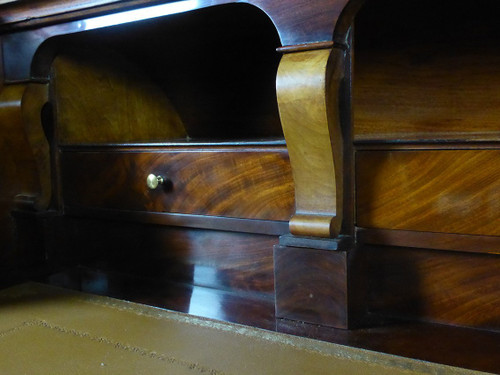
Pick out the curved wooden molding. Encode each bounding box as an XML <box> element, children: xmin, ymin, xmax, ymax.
<box><xmin>0</xmin><ymin>83</ymin><xmax>52</xmax><ymax>211</ymax></box>
<box><xmin>1</xmin><ymin>0</ymin><xmax>353</xmax><ymax>81</ymax></box>
<box><xmin>277</xmin><ymin>48</ymin><xmax>345</xmax><ymax>238</ymax></box>
<box><xmin>21</xmin><ymin>83</ymin><xmax>51</xmax><ymax>210</ymax></box>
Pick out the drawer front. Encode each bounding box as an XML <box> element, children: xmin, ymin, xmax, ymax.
<box><xmin>61</xmin><ymin>149</ymin><xmax>294</xmax><ymax>221</ymax></box>
<box><xmin>356</xmin><ymin>150</ymin><xmax>500</xmax><ymax>236</ymax></box>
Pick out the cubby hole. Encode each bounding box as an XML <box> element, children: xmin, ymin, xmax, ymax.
<box><xmin>353</xmin><ymin>0</ymin><xmax>500</xmax><ymax>143</ymax></box>
<box><xmin>46</xmin><ymin>4</ymin><xmax>283</xmax><ymax>144</ymax></box>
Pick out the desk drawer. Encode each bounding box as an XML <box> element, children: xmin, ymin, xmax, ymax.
<box><xmin>61</xmin><ymin>148</ymin><xmax>294</xmax><ymax>221</ymax></box>
<box><xmin>356</xmin><ymin>149</ymin><xmax>500</xmax><ymax>236</ymax></box>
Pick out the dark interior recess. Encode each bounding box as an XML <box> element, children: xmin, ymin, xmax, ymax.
<box><xmin>50</xmin><ymin>4</ymin><xmax>283</xmax><ymax>140</ymax></box>
<box><xmin>353</xmin><ymin>0</ymin><xmax>500</xmax><ymax>141</ymax></box>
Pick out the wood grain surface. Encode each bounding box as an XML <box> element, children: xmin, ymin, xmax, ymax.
<box><xmin>0</xmin><ymin>0</ymin><xmax>353</xmax><ymax>47</ymax></box>
<box><xmin>358</xmin><ymin>228</ymin><xmax>500</xmax><ymax>255</ymax></box>
<box><xmin>353</xmin><ymin>0</ymin><xmax>500</xmax><ymax>142</ymax></box>
<box><xmin>49</xmin><ymin>217</ymin><xmax>277</xmax><ymax>295</ymax></box>
<box><xmin>277</xmin><ymin>48</ymin><xmax>345</xmax><ymax>238</ymax></box>
<box><xmin>20</xmin><ymin>83</ymin><xmax>51</xmax><ymax>210</ymax></box>
<box><xmin>360</xmin><ymin>245</ymin><xmax>500</xmax><ymax>331</ymax></box>
<box><xmin>0</xmin><ymin>84</ymin><xmax>46</xmax><ymax>262</ymax></box>
<box><xmin>274</xmin><ymin>245</ymin><xmax>349</xmax><ymax>328</ymax></box>
<box><xmin>354</xmin><ymin>47</ymin><xmax>500</xmax><ymax>142</ymax></box>
<box><xmin>52</xmin><ymin>49</ymin><xmax>186</xmax><ymax>144</ymax></box>
<box><xmin>356</xmin><ymin>150</ymin><xmax>500</xmax><ymax>236</ymax></box>
<box><xmin>61</xmin><ymin>148</ymin><xmax>294</xmax><ymax>221</ymax></box>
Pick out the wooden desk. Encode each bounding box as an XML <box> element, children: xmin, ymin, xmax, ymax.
<box><xmin>0</xmin><ymin>0</ymin><xmax>499</xmax><ymax>370</ymax></box>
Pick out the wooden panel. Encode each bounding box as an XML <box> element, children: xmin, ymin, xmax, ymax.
<box><xmin>358</xmin><ymin>228</ymin><xmax>500</xmax><ymax>255</ymax></box>
<box><xmin>0</xmin><ymin>85</ymin><xmax>42</xmax><ymax>259</ymax></box>
<box><xmin>0</xmin><ymin>0</ymin><xmax>353</xmax><ymax>47</ymax></box>
<box><xmin>353</xmin><ymin>48</ymin><xmax>500</xmax><ymax>141</ymax></box>
<box><xmin>61</xmin><ymin>148</ymin><xmax>294</xmax><ymax>221</ymax></box>
<box><xmin>0</xmin><ymin>0</ymin><xmax>124</xmax><ymax>25</ymax></box>
<box><xmin>353</xmin><ymin>0</ymin><xmax>500</xmax><ymax>142</ymax></box>
<box><xmin>48</xmin><ymin>217</ymin><xmax>277</xmax><ymax>294</ymax></box>
<box><xmin>274</xmin><ymin>245</ymin><xmax>348</xmax><ymax>328</ymax></box>
<box><xmin>52</xmin><ymin>49</ymin><xmax>186</xmax><ymax>144</ymax></box>
<box><xmin>65</xmin><ymin>207</ymin><xmax>289</xmax><ymax>236</ymax></box>
<box><xmin>356</xmin><ymin>150</ymin><xmax>500</xmax><ymax>236</ymax></box>
<box><xmin>359</xmin><ymin>245</ymin><xmax>500</xmax><ymax>331</ymax></box>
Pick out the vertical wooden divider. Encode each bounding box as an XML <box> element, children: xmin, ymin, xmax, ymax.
<box><xmin>277</xmin><ymin>48</ymin><xmax>345</xmax><ymax>238</ymax></box>
<box><xmin>275</xmin><ymin>46</ymin><xmax>354</xmax><ymax>328</ymax></box>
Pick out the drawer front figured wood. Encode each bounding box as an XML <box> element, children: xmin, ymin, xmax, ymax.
<box><xmin>356</xmin><ymin>150</ymin><xmax>500</xmax><ymax>236</ymax></box>
<box><xmin>61</xmin><ymin>148</ymin><xmax>294</xmax><ymax>221</ymax></box>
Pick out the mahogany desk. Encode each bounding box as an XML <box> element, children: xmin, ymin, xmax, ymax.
<box><xmin>0</xmin><ymin>0</ymin><xmax>499</xmax><ymax>372</ymax></box>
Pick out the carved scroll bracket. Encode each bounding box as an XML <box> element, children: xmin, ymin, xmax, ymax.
<box><xmin>0</xmin><ymin>83</ymin><xmax>51</xmax><ymax>211</ymax></box>
<box><xmin>277</xmin><ymin>47</ymin><xmax>347</xmax><ymax>238</ymax></box>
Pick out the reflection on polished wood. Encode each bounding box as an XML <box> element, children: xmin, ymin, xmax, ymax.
<box><xmin>358</xmin><ymin>245</ymin><xmax>500</xmax><ymax>332</ymax></box>
<box><xmin>0</xmin><ymin>0</ymin><xmax>352</xmax><ymax>47</ymax></box>
<box><xmin>40</xmin><ymin>264</ymin><xmax>500</xmax><ymax>374</ymax></box>
<box><xmin>274</xmin><ymin>245</ymin><xmax>349</xmax><ymax>328</ymax></box>
<box><xmin>2</xmin><ymin>0</ymin><xmax>500</xmax><ymax>373</ymax></box>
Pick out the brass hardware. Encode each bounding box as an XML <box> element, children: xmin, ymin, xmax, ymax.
<box><xmin>147</xmin><ymin>174</ymin><xmax>165</xmax><ymax>190</ymax></box>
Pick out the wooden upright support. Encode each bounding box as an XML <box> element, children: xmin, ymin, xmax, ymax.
<box><xmin>277</xmin><ymin>48</ymin><xmax>346</xmax><ymax>238</ymax></box>
<box><xmin>275</xmin><ymin>46</ymin><xmax>355</xmax><ymax>328</ymax></box>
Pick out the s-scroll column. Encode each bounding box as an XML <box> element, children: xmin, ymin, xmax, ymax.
<box><xmin>274</xmin><ymin>43</ymin><xmax>355</xmax><ymax>329</ymax></box>
<box><xmin>276</xmin><ymin>45</ymin><xmax>349</xmax><ymax>239</ymax></box>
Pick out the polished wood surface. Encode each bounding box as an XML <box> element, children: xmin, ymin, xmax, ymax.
<box><xmin>274</xmin><ymin>245</ymin><xmax>349</xmax><ymax>328</ymax></box>
<box><xmin>66</xmin><ymin>207</ymin><xmax>289</xmax><ymax>235</ymax></box>
<box><xmin>0</xmin><ymin>0</ymin><xmax>353</xmax><ymax>47</ymax></box>
<box><xmin>0</xmin><ymin>0</ymin><xmax>124</xmax><ymax>25</ymax></box>
<box><xmin>0</xmin><ymin>85</ymin><xmax>46</xmax><ymax>265</ymax></box>
<box><xmin>358</xmin><ymin>228</ymin><xmax>500</xmax><ymax>255</ymax></box>
<box><xmin>19</xmin><ymin>83</ymin><xmax>52</xmax><ymax>210</ymax></box>
<box><xmin>61</xmin><ymin>147</ymin><xmax>294</xmax><ymax>221</ymax></box>
<box><xmin>354</xmin><ymin>48</ymin><xmax>500</xmax><ymax>142</ymax></box>
<box><xmin>53</xmin><ymin>49</ymin><xmax>186</xmax><ymax>144</ymax></box>
<box><xmin>48</xmin><ymin>217</ymin><xmax>277</xmax><ymax>296</ymax></box>
<box><xmin>356</xmin><ymin>150</ymin><xmax>500</xmax><ymax>236</ymax></box>
<box><xmin>277</xmin><ymin>48</ymin><xmax>346</xmax><ymax>238</ymax></box>
<box><xmin>353</xmin><ymin>0</ymin><xmax>500</xmax><ymax>142</ymax></box>
<box><xmin>2</xmin><ymin>0</ymin><xmax>500</xmax><ymax>372</ymax></box>
<box><xmin>359</xmin><ymin>245</ymin><xmax>500</xmax><ymax>332</ymax></box>
<box><xmin>40</xmin><ymin>264</ymin><xmax>500</xmax><ymax>374</ymax></box>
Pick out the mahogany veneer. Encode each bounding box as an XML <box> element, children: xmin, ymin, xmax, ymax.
<box><xmin>353</xmin><ymin>0</ymin><xmax>500</xmax><ymax>142</ymax></box>
<box><xmin>61</xmin><ymin>148</ymin><xmax>294</xmax><ymax>221</ymax></box>
<box><xmin>1</xmin><ymin>0</ymin><xmax>500</xmax><ymax>372</ymax></box>
<box><xmin>274</xmin><ymin>245</ymin><xmax>349</xmax><ymax>328</ymax></box>
<box><xmin>360</xmin><ymin>245</ymin><xmax>500</xmax><ymax>332</ymax></box>
<box><xmin>356</xmin><ymin>150</ymin><xmax>500</xmax><ymax>236</ymax></box>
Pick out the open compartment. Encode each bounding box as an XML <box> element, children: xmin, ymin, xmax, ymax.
<box><xmin>46</xmin><ymin>4</ymin><xmax>283</xmax><ymax>145</ymax></box>
<box><xmin>353</xmin><ymin>0</ymin><xmax>500</xmax><ymax>143</ymax></box>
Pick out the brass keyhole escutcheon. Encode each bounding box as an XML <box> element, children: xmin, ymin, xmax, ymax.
<box><xmin>146</xmin><ymin>174</ymin><xmax>164</xmax><ymax>190</ymax></box>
